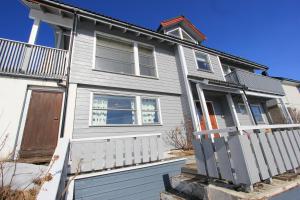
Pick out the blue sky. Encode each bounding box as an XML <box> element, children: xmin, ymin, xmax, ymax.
<box><xmin>1</xmin><ymin>0</ymin><xmax>299</xmax><ymax>79</ymax></box>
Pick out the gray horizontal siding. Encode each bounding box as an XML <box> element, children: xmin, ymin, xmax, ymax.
<box><xmin>73</xmin><ymin>86</ymin><xmax>186</xmax><ymax>149</ymax></box>
<box><xmin>183</xmin><ymin>47</ymin><xmax>225</xmax><ymax>81</ymax></box>
<box><xmin>70</xmin><ymin>21</ymin><xmax>182</xmax><ymax>95</ymax></box>
<box><xmin>74</xmin><ymin>159</ymin><xmax>185</xmax><ymax>200</ymax></box>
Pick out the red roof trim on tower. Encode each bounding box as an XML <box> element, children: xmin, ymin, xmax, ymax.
<box><xmin>160</xmin><ymin>16</ymin><xmax>207</xmax><ymax>40</ymax></box>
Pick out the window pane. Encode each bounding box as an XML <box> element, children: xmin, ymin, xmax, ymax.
<box><xmin>142</xmin><ymin>99</ymin><xmax>157</xmax><ymax>111</ymax></box>
<box><xmin>196</xmin><ymin>52</ymin><xmax>210</xmax><ymax>71</ymax></box>
<box><xmin>140</xmin><ymin>66</ymin><xmax>155</xmax><ymax>77</ymax></box>
<box><xmin>95</xmin><ymin>35</ymin><xmax>134</xmax><ymax>74</ymax></box>
<box><xmin>107</xmin><ymin>110</ymin><xmax>136</xmax><ymax>124</ymax></box>
<box><xmin>182</xmin><ymin>30</ymin><xmax>195</xmax><ymax>43</ymax></box>
<box><xmin>139</xmin><ymin>45</ymin><xmax>155</xmax><ymax>77</ymax></box>
<box><xmin>92</xmin><ymin>95</ymin><xmax>136</xmax><ymax>125</ymax></box>
<box><xmin>250</xmin><ymin>105</ymin><xmax>264</xmax><ymax>123</ymax></box>
<box><xmin>142</xmin><ymin>111</ymin><xmax>159</xmax><ymax>124</ymax></box>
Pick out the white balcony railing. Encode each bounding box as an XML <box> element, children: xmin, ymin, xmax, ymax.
<box><xmin>0</xmin><ymin>38</ymin><xmax>68</xmax><ymax>79</ymax></box>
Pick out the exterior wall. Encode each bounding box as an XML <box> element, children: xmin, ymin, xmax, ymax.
<box><xmin>183</xmin><ymin>47</ymin><xmax>225</xmax><ymax>81</ymax></box>
<box><xmin>72</xmin><ymin>86</ymin><xmax>185</xmax><ymax>150</ymax></box>
<box><xmin>0</xmin><ymin>76</ymin><xmax>60</xmax><ymax>159</ymax></box>
<box><xmin>70</xmin><ymin>20</ymin><xmax>182</xmax><ymax>95</ymax></box>
<box><xmin>73</xmin><ymin>159</ymin><xmax>185</xmax><ymax>200</ymax></box>
<box><xmin>282</xmin><ymin>84</ymin><xmax>300</xmax><ymax>111</ymax></box>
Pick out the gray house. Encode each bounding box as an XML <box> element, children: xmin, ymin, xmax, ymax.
<box><xmin>0</xmin><ymin>0</ymin><xmax>298</xmax><ymax>199</ymax></box>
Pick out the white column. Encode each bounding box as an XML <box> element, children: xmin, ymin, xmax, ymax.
<box><xmin>226</xmin><ymin>93</ymin><xmax>241</xmax><ymax>127</ymax></box>
<box><xmin>177</xmin><ymin>44</ymin><xmax>199</xmax><ymax>131</ymax></box>
<box><xmin>28</xmin><ymin>18</ymin><xmax>40</xmax><ymax>44</ymax></box>
<box><xmin>240</xmin><ymin>92</ymin><xmax>256</xmax><ymax>125</ymax></box>
<box><xmin>133</xmin><ymin>42</ymin><xmax>140</xmax><ymax>76</ymax></box>
<box><xmin>136</xmin><ymin>96</ymin><xmax>142</xmax><ymax>125</ymax></box>
<box><xmin>196</xmin><ymin>84</ymin><xmax>212</xmax><ymax>130</ymax></box>
<box><xmin>279</xmin><ymin>98</ymin><xmax>294</xmax><ymax>124</ymax></box>
<box><xmin>64</xmin><ymin>83</ymin><xmax>77</xmax><ymax>139</ymax></box>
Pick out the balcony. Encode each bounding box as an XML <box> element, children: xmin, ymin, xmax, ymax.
<box><xmin>0</xmin><ymin>38</ymin><xmax>68</xmax><ymax>80</ymax></box>
<box><xmin>225</xmin><ymin>69</ymin><xmax>285</xmax><ymax>95</ymax></box>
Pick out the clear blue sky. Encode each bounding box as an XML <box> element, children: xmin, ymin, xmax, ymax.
<box><xmin>1</xmin><ymin>0</ymin><xmax>299</xmax><ymax>79</ymax></box>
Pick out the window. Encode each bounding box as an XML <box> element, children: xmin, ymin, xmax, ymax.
<box><xmin>95</xmin><ymin>35</ymin><xmax>135</xmax><ymax>74</ymax></box>
<box><xmin>141</xmin><ymin>98</ymin><xmax>160</xmax><ymax>124</ymax></box>
<box><xmin>250</xmin><ymin>104</ymin><xmax>265</xmax><ymax>124</ymax></box>
<box><xmin>195</xmin><ymin>51</ymin><xmax>211</xmax><ymax>71</ymax></box>
<box><xmin>91</xmin><ymin>95</ymin><xmax>136</xmax><ymax>125</ymax></box>
<box><xmin>138</xmin><ymin>45</ymin><xmax>156</xmax><ymax>77</ymax></box>
<box><xmin>95</xmin><ymin>34</ymin><xmax>157</xmax><ymax>77</ymax></box>
<box><xmin>238</xmin><ymin>104</ymin><xmax>247</xmax><ymax>114</ymax></box>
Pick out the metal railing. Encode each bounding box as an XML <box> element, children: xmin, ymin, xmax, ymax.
<box><xmin>193</xmin><ymin>124</ymin><xmax>300</xmax><ymax>191</ymax></box>
<box><xmin>0</xmin><ymin>38</ymin><xmax>68</xmax><ymax>79</ymax></box>
<box><xmin>225</xmin><ymin>69</ymin><xmax>285</xmax><ymax>95</ymax></box>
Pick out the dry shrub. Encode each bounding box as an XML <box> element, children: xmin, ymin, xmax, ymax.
<box><xmin>165</xmin><ymin>117</ymin><xmax>194</xmax><ymax>151</ymax></box>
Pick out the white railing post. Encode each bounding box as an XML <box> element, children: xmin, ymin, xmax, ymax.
<box><xmin>28</xmin><ymin>18</ymin><xmax>40</xmax><ymax>45</ymax></box>
<box><xmin>226</xmin><ymin>93</ymin><xmax>241</xmax><ymax>128</ymax></box>
<box><xmin>240</xmin><ymin>91</ymin><xmax>256</xmax><ymax>125</ymax></box>
<box><xmin>279</xmin><ymin>98</ymin><xmax>294</xmax><ymax>124</ymax></box>
<box><xmin>196</xmin><ymin>84</ymin><xmax>213</xmax><ymax>134</ymax></box>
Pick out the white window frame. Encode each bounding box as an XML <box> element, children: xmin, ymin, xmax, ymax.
<box><xmin>181</xmin><ymin>28</ymin><xmax>197</xmax><ymax>44</ymax></box>
<box><xmin>90</xmin><ymin>93</ymin><xmax>138</xmax><ymax>127</ymax></box>
<box><xmin>141</xmin><ymin>97</ymin><xmax>162</xmax><ymax>125</ymax></box>
<box><xmin>250</xmin><ymin>104</ymin><xmax>266</xmax><ymax>124</ymax></box>
<box><xmin>93</xmin><ymin>31</ymin><xmax>159</xmax><ymax>79</ymax></box>
<box><xmin>166</xmin><ymin>27</ymin><xmax>197</xmax><ymax>44</ymax></box>
<box><xmin>193</xmin><ymin>50</ymin><xmax>213</xmax><ymax>72</ymax></box>
<box><xmin>89</xmin><ymin>92</ymin><xmax>162</xmax><ymax>127</ymax></box>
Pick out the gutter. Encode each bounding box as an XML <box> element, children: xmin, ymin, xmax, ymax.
<box><xmin>25</xmin><ymin>0</ymin><xmax>269</xmax><ymax>71</ymax></box>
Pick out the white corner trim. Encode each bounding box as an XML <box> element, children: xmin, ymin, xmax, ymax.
<box><xmin>133</xmin><ymin>42</ymin><xmax>140</xmax><ymax>76</ymax></box>
<box><xmin>217</xmin><ymin>56</ymin><xmax>227</xmax><ymax>81</ymax></box>
<box><xmin>64</xmin><ymin>84</ymin><xmax>77</xmax><ymax>140</ymax></box>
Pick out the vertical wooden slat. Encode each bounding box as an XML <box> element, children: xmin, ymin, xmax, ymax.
<box><xmin>202</xmin><ymin>138</ymin><xmax>219</xmax><ymax>178</ymax></box>
<box><xmin>92</xmin><ymin>140</ymin><xmax>105</xmax><ymax>171</ymax></box>
<box><xmin>274</xmin><ymin>131</ymin><xmax>293</xmax><ymax>170</ymax></box>
<box><xmin>115</xmin><ymin>139</ymin><xmax>124</xmax><ymax>167</ymax></box>
<box><xmin>149</xmin><ymin>136</ymin><xmax>158</xmax><ymax>161</ymax></box>
<box><xmin>10</xmin><ymin>42</ymin><xmax>22</xmax><ymax>73</ymax></box>
<box><xmin>257</xmin><ymin>132</ymin><xmax>278</xmax><ymax>176</ymax></box>
<box><xmin>106</xmin><ymin>139</ymin><xmax>115</xmax><ymax>168</ymax></box>
<box><xmin>142</xmin><ymin>137</ymin><xmax>150</xmax><ymax>163</ymax></box>
<box><xmin>133</xmin><ymin>137</ymin><xmax>142</xmax><ymax>164</ymax></box>
<box><xmin>157</xmin><ymin>135</ymin><xmax>164</xmax><ymax>160</ymax></box>
<box><xmin>287</xmin><ymin>130</ymin><xmax>300</xmax><ymax>165</ymax></box>
<box><xmin>2</xmin><ymin>41</ymin><xmax>13</xmax><ymax>71</ymax></box>
<box><xmin>281</xmin><ymin>130</ymin><xmax>298</xmax><ymax>169</ymax></box>
<box><xmin>192</xmin><ymin>139</ymin><xmax>207</xmax><ymax>176</ymax></box>
<box><xmin>266</xmin><ymin>133</ymin><xmax>286</xmax><ymax>174</ymax></box>
<box><xmin>293</xmin><ymin>129</ymin><xmax>300</xmax><ymax>151</ymax></box>
<box><xmin>27</xmin><ymin>46</ymin><xmax>36</xmax><ymax>74</ymax></box>
<box><xmin>124</xmin><ymin>138</ymin><xmax>133</xmax><ymax>166</ymax></box>
<box><xmin>6</xmin><ymin>42</ymin><xmax>17</xmax><ymax>72</ymax></box>
<box><xmin>0</xmin><ymin>41</ymin><xmax>9</xmax><ymax>69</ymax></box>
<box><xmin>29</xmin><ymin>46</ymin><xmax>39</xmax><ymax>74</ymax></box>
<box><xmin>38</xmin><ymin>47</ymin><xmax>48</xmax><ymax>75</ymax></box>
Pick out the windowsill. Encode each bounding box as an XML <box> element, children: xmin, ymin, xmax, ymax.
<box><xmin>92</xmin><ymin>68</ymin><xmax>159</xmax><ymax>80</ymax></box>
<box><xmin>89</xmin><ymin>124</ymin><xmax>163</xmax><ymax>127</ymax></box>
<box><xmin>197</xmin><ymin>68</ymin><xmax>213</xmax><ymax>73</ymax></box>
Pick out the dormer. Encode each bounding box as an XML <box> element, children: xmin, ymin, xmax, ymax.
<box><xmin>157</xmin><ymin>16</ymin><xmax>206</xmax><ymax>44</ymax></box>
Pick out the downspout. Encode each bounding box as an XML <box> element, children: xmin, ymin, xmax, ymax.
<box><xmin>60</xmin><ymin>11</ymin><xmax>78</xmax><ymax>138</ymax></box>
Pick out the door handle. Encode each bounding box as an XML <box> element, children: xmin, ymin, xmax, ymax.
<box><xmin>54</xmin><ymin>117</ymin><xmax>59</xmax><ymax>120</ymax></box>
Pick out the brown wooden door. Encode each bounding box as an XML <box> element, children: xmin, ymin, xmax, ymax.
<box><xmin>20</xmin><ymin>90</ymin><xmax>63</xmax><ymax>161</ymax></box>
<box><xmin>200</xmin><ymin>102</ymin><xmax>220</xmax><ymax>138</ymax></box>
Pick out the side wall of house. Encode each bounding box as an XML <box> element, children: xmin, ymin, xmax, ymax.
<box><xmin>0</xmin><ymin>76</ymin><xmax>60</xmax><ymax>159</ymax></box>
<box><xmin>282</xmin><ymin>84</ymin><xmax>300</xmax><ymax>111</ymax></box>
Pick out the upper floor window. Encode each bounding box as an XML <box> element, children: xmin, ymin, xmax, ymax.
<box><xmin>91</xmin><ymin>95</ymin><xmax>136</xmax><ymax>125</ymax></box>
<box><xmin>95</xmin><ymin>34</ymin><xmax>157</xmax><ymax>78</ymax></box>
<box><xmin>138</xmin><ymin>45</ymin><xmax>156</xmax><ymax>77</ymax></box>
<box><xmin>195</xmin><ymin>51</ymin><xmax>211</xmax><ymax>71</ymax></box>
<box><xmin>95</xmin><ymin>36</ymin><xmax>135</xmax><ymax>74</ymax></box>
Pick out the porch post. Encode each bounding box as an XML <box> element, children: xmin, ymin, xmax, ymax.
<box><xmin>240</xmin><ymin>92</ymin><xmax>256</xmax><ymax>125</ymax></box>
<box><xmin>28</xmin><ymin>18</ymin><xmax>40</xmax><ymax>44</ymax></box>
<box><xmin>177</xmin><ymin>45</ymin><xmax>199</xmax><ymax>131</ymax></box>
<box><xmin>279</xmin><ymin>98</ymin><xmax>294</xmax><ymax>124</ymax></box>
<box><xmin>196</xmin><ymin>84</ymin><xmax>213</xmax><ymax>131</ymax></box>
<box><xmin>226</xmin><ymin>94</ymin><xmax>241</xmax><ymax>127</ymax></box>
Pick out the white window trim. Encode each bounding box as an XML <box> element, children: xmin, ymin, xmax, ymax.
<box><xmin>140</xmin><ymin>97</ymin><xmax>163</xmax><ymax>125</ymax></box>
<box><xmin>250</xmin><ymin>104</ymin><xmax>266</xmax><ymax>124</ymax></box>
<box><xmin>89</xmin><ymin>92</ymin><xmax>163</xmax><ymax>127</ymax></box>
<box><xmin>93</xmin><ymin>31</ymin><xmax>159</xmax><ymax>79</ymax></box>
<box><xmin>193</xmin><ymin>50</ymin><xmax>214</xmax><ymax>72</ymax></box>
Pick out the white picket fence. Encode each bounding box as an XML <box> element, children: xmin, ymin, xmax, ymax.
<box><xmin>70</xmin><ymin>134</ymin><xmax>164</xmax><ymax>173</ymax></box>
<box><xmin>193</xmin><ymin>124</ymin><xmax>300</xmax><ymax>191</ymax></box>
